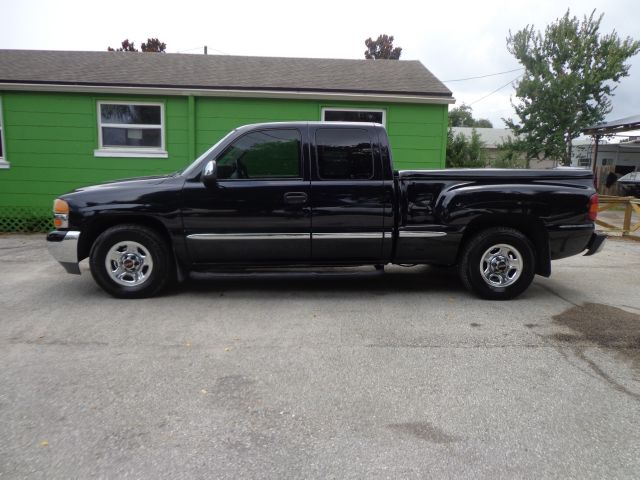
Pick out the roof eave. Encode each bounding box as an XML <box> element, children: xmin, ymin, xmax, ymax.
<box><xmin>582</xmin><ymin>122</ymin><xmax>640</xmax><ymax>135</ymax></box>
<box><xmin>0</xmin><ymin>82</ymin><xmax>455</xmax><ymax>105</ymax></box>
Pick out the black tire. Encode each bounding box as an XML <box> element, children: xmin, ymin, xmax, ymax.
<box><xmin>89</xmin><ymin>224</ymin><xmax>174</xmax><ymax>299</ymax></box>
<box><xmin>458</xmin><ymin>227</ymin><xmax>536</xmax><ymax>300</ymax></box>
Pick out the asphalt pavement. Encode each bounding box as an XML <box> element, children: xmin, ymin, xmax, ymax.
<box><xmin>0</xmin><ymin>234</ymin><xmax>639</xmax><ymax>479</ymax></box>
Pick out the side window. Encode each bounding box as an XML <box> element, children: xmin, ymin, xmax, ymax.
<box><xmin>316</xmin><ymin>128</ymin><xmax>374</xmax><ymax>180</ymax></box>
<box><xmin>216</xmin><ymin>129</ymin><xmax>301</xmax><ymax>179</ymax></box>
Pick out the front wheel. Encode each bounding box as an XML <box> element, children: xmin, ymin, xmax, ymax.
<box><xmin>89</xmin><ymin>224</ymin><xmax>174</xmax><ymax>298</ymax></box>
<box><xmin>458</xmin><ymin>227</ymin><xmax>536</xmax><ymax>300</ymax></box>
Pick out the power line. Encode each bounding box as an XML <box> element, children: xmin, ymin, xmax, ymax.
<box><xmin>175</xmin><ymin>46</ymin><xmax>203</xmax><ymax>53</ymax></box>
<box><xmin>468</xmin><ymin>74</ymin><xmax>522</xmax><ymax>106</ymax></box>
<box><xmin>175</xmin><ymin>46</ymin><xmax>230</xmax><ymax>55</ymax></box>
<box><xmin>443</xmin><ymin>68</ymin><xmax>523</xmax><ymax>83</ymax></box>
<box><xmin>209</xmin><ymin>47</ymin><xmax>230</xmax><ymax>55</ymax></box>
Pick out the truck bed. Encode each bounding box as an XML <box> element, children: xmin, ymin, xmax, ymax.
<box><xmin>398</xmin><ymin>168</ymin><xmax>593</xmax><ymax>181</ymax></box>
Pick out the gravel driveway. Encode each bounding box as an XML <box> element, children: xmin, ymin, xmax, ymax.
<box><xmin>1</xmin><ymin>234</ymin><xmax>639</xmax><ymax>479</ymax></box>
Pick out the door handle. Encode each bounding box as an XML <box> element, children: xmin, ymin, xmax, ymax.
<box><xmin>284</xmin><ymin>192</ymin><xmax>308</xmax><ymax>205</ymax></box>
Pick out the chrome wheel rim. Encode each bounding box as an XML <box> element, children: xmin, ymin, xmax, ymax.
<box><xmin>105</xmin><ymin>240</ymin><xmax>154</xmax><ymax>287</ymax></box>
<box><xmin>479</xmin><ymin>243</ymin><xmax>522</xmax><ymax>287</ymax></box>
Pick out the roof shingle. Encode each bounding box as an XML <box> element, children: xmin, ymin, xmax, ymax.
<box><xmin>0</xmin><ymin>49</ymin><xmax>452</xmax><ymax>97</ymax></box>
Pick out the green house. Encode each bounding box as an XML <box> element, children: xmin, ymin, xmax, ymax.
<box><xmin>0</xmin><ymin>50</ymin><xmax>453</xmax><ymax>231</ymax></box>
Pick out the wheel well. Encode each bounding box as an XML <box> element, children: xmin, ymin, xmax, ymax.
<box><xmin>458</xmin><ymin>214</ymin><xmax>551</xmax><ymax>277</ymax></box>
<box><xmin>78</xmin><ymin>216</ymin><xmax>173</xmax><ymax>261</ymax></box>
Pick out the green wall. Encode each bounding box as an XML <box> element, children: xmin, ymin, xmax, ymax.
<box><xmin>0</xmin><ymin>90</ymin><xmax>447</xmax><ymax>230</ymax></box>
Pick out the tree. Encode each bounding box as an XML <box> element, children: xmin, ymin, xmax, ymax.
<box><xmin>475</xmin><ymin>118</ymin><xmax>493</xmax><ymax>128</ymax></box>
<box><xmin>446</xmin><ymin>128</ymin><xmax>486</xmax><ymax>168</ymax></box>
<box><xmin>141</xmin><ymin>38</ymin><xmax>166</xmax><ymax>53</ymax></box>
<box><xmin>494</xmin><ymin>137</ymin><xmax>529</xmax><ymax>168</ymax></box>
<box><xmin>364</xmin><ymin>34</ymin><xmax>402</xmax><ymax>60</ymax></box>
<box><xmin>449</xmin><ymin>103</ymin><xmax>493</xmax><ymax>128</ymax></box>
<box><xmin>505</xmin><ymin>9</ymin><xmax>640</xmax><ymax>165</ymax></box>
<box><xmin>108</xmin><ymin>38</ymin><xmax>167</xmax><ymax>52</ymax></box>
<box><xmin>108</xmin><ymin>39</ymin><xmax>137</xmax><ymax>52</ymax></box>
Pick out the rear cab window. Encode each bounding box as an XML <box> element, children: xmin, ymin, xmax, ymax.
<box><xmin>315</xmin><ymin>128</ymin><xmax>374</xmax><ymax>180</ymax></box>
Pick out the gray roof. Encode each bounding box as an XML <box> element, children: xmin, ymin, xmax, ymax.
<box><xmin>451</xmin><ymin>127</ymin><xmax>515</xmax><ymax>148</ymax></box>
<box><xmin>582</xmin><ymin>114</ymin><xmax>640</xmax><ymax>135</ymax></box>
<box><xmin>0</xmin><ymin>50</ymin><xmax>452</xmax><ymax>97</ymax></box>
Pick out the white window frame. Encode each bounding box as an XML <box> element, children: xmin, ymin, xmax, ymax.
<box><xmin>94</xmin><ymin>101</ymin><xmax>167</xmax><ymax>158</ymax></box>
<box><xmin>0</xmin><ymin>97</ymin><xmax>8</xmax><ymax>169</ymax></box>
<box><xmin>321</xmin><ymin>107</ymin><xmax>386</xmax><ymax>127</ymax></box>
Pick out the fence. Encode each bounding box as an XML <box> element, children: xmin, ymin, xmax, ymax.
<box><xmin>597</xmin><ymin>195</ymin><xmax>640</xmax><ymax>241</ymax></box>
<box><xmin>595</xmin><ymin>165</ymin><xmax>625</xmax><ymax>196</ymax></box>
<box><xmin>0</xmin><ymin>206</ymin><xmax>52</xmax><ymax>233</ymax></box>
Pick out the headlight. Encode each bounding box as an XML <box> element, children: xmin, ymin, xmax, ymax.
<box><xmin>53</xmin><ymin>198</ymin><xmax>69</xmax><ymax>229</ymax></box>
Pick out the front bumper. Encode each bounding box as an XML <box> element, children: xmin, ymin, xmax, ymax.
<box><xmin>46</xmin><ymin>230</ymin><xmax>81</xmax><ymax>274</ymax></box>
<box><xmin>584</xmin><ymin>231</ymin><xmax>606</xmax><ymax>256</ymax></box>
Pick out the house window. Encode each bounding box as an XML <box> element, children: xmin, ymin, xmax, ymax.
<box><xmin>316</xmin><ymin>128</ymin><xmax>374</xmax><ymax>180</ymax></box>
<box><xmin>322</xmin><ymin>108</ymin><xmax>386</xmax><ymax>126</ymax></box>
<box><xmin>95</xmin><ymin>102</ymin><xmax>167</xmax><ymax>158</ymax></box>
<box><xmin>0</xmin><ymin>98</ymin><xmax>7</xmax><ymax>168</ymax></box>
<box><xmin>577</xmin><ymin>157</ymin><xmax>591</xmax><ymax>167</ymax></box>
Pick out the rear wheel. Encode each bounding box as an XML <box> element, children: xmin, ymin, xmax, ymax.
<box><xmin>89</xmin><ymin>224</ymin><xmax>174</xmax><ymax>298</ymax></box>
<box><xmin>458</xmin><ymin>227</ymin><xmax>535</xmax><ymax>300</ymax></box>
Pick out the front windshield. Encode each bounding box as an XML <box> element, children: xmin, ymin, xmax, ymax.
<box><xmin>180</xmin><ymin>130</ymin><xmax>237</xmax><ymax>176</ymax></box>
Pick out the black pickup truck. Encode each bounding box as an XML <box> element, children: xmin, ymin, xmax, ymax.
<box><xmin>47</xmin><ymin>122</ymin><xmax>605</xmax><ymax>300</ymax></box>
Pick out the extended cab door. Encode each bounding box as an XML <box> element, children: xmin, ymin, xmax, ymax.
<box><xmin>181</xmin><ymin>127</ymin><xmax>311</xmax><ymax>264</ymax></box>
<box><xmin>310</xmin><ymin>125</ymin><xmax>387</xmax><ymax>262</ymax></box>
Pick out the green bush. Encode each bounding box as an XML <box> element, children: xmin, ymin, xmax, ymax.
<box><xmin>446</xmin><ymin>128</ymin><xmax>486</xmax><ymax>168</ymax></box>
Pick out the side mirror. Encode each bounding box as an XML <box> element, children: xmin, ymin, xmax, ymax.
<box><xmin>202</xmin><ymin>160</ymin><xmax>218</xmax><ymax>187</ymax></box>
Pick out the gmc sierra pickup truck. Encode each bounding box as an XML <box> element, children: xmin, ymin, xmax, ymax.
<box><xmin>47</xmin><ymin>122</ymin><xmax>605</xmax><ymax>300</ymax></box>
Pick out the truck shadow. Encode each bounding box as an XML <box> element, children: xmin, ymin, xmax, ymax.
<box><xmin>178</xmin><ymin>265</ymin><xmax>467</xmax><ymax>297</ymax></box>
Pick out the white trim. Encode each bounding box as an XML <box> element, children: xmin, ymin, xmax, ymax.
<box><xmin>0</xmin><ymin>97</ymin><xmax>6</xmax><ymax>167</ymax></box>
<box><xmin>313</xmin><ymin>232</ymin><xmax>382</xmax><ymax>240</ymax></box>
<box><xmin>101</xmin><ymin>123</ymin><xmax>163</xmax><ymax>129</ymax></box>
<box><xmin>93</xmin><ymin>149</ymin><xmax>168</xmax><ymax>158</ymax></box>
<box><xmin>96</xmin><ymin>101</ymin><xmax>165</xmax><ymax>155</ymax></box>
<box><xmin>321</xmin><ymin>107</ymin><xmax>387</xmax><ymax>126</ymax></box>
<box><xmin>187</xmin><ymin>233</ymin><xmax>309</xmax><ymax>241</ymax></box>
<box><xmin>0</xmin><ymin>83</ymin><xmax>455</xmax><ymax>105</ymax></box>
<box><xmin>398</xmin><ymin>231</ymin><xmax>447</xmax><ymax>238</ymax></box>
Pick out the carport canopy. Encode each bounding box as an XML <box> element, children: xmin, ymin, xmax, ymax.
<box><xmin>581</xmin><ymin>114</ymin><xmax>640</xmax><ymax>174</ymax></box>
<box><xmin>582</xmin><ymin>114</ymin><xmax>640</xmax><ymax>135</ymax></box>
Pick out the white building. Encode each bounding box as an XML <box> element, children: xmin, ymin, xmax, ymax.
<box><xmin>571</xmin><ymin>139</ymin><xmax>640</xmax><ymax>174</ymax></box>
<box><xmin>451</xmin><ymin>127</ymin><xmax>554</xmax><ymax>168</ymax></box>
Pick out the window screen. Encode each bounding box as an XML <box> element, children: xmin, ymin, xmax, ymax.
<box><xmin>316</xmin><ymin>128</ymin><xmax>374</xmax><ymax>180</ymax></box>
<box><xmin>323</xmin><ymin>109</ymin><xmax>384</xmax><ymax>124</ymax></box>
<box><xmin>216</xmin><ymin>129</ymin><xmax>301</xmax><ymax>179</ymax></box>
<box><xmin>99</xmin><ymin>103</ymin><xmax>163</xmax><ymax>149</ymax></box>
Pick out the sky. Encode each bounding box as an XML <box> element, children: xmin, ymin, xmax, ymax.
<box><xmin>1</xmin><ymin>0</ymin><xmax>639</xmax><ymax>130</ymax></box>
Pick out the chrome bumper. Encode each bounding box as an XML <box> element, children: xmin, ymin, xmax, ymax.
<box><xmin>46</xmin><ymin>230</ymin><xmax>81</xmax><ymax>274</ymax></box>
<box><xmin>584</xmin><ymin>231</ymin><xmax>606</xmax><ymax>256</ymax></box>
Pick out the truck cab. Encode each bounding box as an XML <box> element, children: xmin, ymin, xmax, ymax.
<box><xmin>181</xmin><ymin>122</ymin><xmax>394</xmax><ymax>266</ymax></box>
